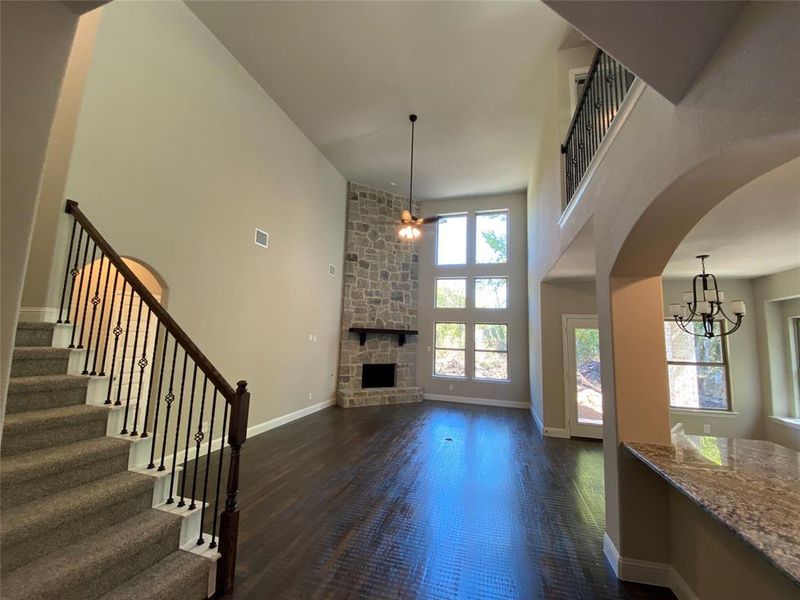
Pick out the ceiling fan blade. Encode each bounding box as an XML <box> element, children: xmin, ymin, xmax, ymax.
<box><xmin>419</xmin><ymin>215</ymin><xmax>442</xmax><ymax>225</ymax></box>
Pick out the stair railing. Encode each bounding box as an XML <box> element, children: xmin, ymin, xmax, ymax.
<box><xmin>56</xmin><ymin>199</ymin><xmax>249</xmax><ymax>596</ymax></box>
<box><xmin>560</xmin><ymin>48</ymin><xmax>635</xmax><ymax>209</ymax></box>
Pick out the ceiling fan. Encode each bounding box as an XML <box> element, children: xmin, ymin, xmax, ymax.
<box><xmin>398</xmin><ymin>114</ymin><xmax>440</xmax><ymax>239</ymax></box>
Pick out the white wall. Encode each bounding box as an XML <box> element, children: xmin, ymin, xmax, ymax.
<box><xmin>417</xmin><ymin>192</ymin><xmax>529</xmax><ymax>405</ymax></box>
<box><xmin>53</xmin><ymin>1</ymin><xmax>347</xmax><ymax>429</ymax></box>
<box><xmin>662</xmin><ymin>278</ymin><xmax>762</xmax><ymax>439</ymax></box>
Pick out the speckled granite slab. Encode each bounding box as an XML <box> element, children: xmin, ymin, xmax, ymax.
<box><xmin>624</xmin><ymin>434</ymin><xmax>800</xmax><ymax>588</ymax></box>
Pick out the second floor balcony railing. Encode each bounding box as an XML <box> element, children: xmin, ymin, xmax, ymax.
<box><xmin>561</xmin><ymin>49</ymin><xmax>635</xmax><ymax>209</ymax></box>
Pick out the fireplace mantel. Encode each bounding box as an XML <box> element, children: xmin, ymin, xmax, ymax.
<box><xmin>349</xmin><ymin>327</ymin><xmax>419</xmax><ymax>347</ymax></box>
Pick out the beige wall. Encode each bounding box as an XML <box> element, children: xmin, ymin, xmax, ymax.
<box><xmin>662</xmin><ymin>278</ymin><xmax>763</xmax><ymax>440</ymax></box>
<box><xmin>528</xmin><ymin>0</ymin><xmax>799</xmax><ymax>583</ymax></box>
<box><xmin>669</xmin><ymin>487</ymin><xmax>798</xmax><ymax>599</ymax></box>
<box><xmin>540</xmin><ymin>279</ymin><xmax>596</xmax><ymax>432</ymax></box>
<box><xmin>753</xmin><ymin>268</ymin><xmax>800</xmax><ymax>450</ymax></box>
<box><xmin>417</xmin><ymin>192</ymin><xmax>529</xmax><ymax>404</ymax></box>
<box><xmin>31</xmin><ymin>1</ymin><xmax>348</xmax><ymax>430</ymax></box>
<box><xmin>0</xmin><ymin>1</ymin><xmax>82</xmax><ymax>436</ymax></box>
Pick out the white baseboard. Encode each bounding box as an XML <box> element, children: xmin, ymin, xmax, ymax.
<box><xmin>18</xmin><ymin>306</ymin><xmax>60</xmax><ymax>322</ymax></box>
<box><xmin>157</xmin><ymin>396</ymin><xmax>336</xmax><ymax>471</ymax></box>
<box><xmin>424</xmin><ymin>393</ymin><xmax>529</xmax><ymax>410</ymax></box>
<box><xmin>247</xmin><ymin>396</ymin><xmax>336</xmax><ymax>438</ymax></box>
<box><xmin>603</xmin><ymin>533</ymin><xmax>698</xmax><ymax>600</ymax></box>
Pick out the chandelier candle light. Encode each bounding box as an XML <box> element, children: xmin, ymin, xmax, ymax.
<box><xmin>669</xmin><ymin>255</ymin><xmax>746</xmax><ymax>338</ymax></box>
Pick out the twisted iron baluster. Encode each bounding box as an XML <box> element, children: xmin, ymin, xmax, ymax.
<box><xmin>198</xmin><ymin>388</ymin><xmax>219</xmax><ymax>544</ymax></box>
<box><xmin>189</xmin><ymin>376</ymin><xmax>209</xmax><ymax>510</ymax></box>
<box><xmin>130</xmin><ymin>308</ymin><xmax>152</xmax><ymax>436</ymax></box>
<box><xmin>69</xmin><ymin>233</ymin><xmax>90</xmax><ymax>347</ymax></box>
<box><xmin>178</xmin><ymin>364</ymin><xmax>199</xmax><ymax>508</ymax></box>
<box><xmin>158</xmin><ymin>338</ymin><xmax>180</xmax><ymax>471</ymax></box>
<box><xmin>167</xmin><ymin>350</ymin><xmax>189</xmax><ymax>504</ymax></box>
<box><xmin>82</xmin><ymin>252</ymin><xmax>104</xmax><ymax>373</ymax></box>
<box><xmin>90</xmin><ymin>255</ymin><xmax>112</xmax><ymax>375</ymax></box>
<box><xmin>57</xmin><ymin>220</ymin><xmax>78</xmax><ymax>323</ymax></box>
<box><xmin>209</xmin><ymin>397</ymin><xmax>229</xmax><ymax>548</ymax></box>
<box><xmin>105</xmin><ymin>280</ymin><xmax>126</xmax><ymax>405</ymax></box>
<box><xmin>147</xmin><ymin>333</ymin><xmax>170</xmax><ymax>469</ymax></box>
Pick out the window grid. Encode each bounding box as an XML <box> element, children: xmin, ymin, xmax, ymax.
<box><xmin>474</xmin><ymin>323</ymin><xmax>509</xmax><ymax>381</ymax></box>
<box><xmin>664</xmin><ymin>320</ymin><xmax>731</xmax><ymax>411</ymax></box>
<box><xmin>434</xmin><ymin>322</ymin><xmax>466</xmax><ymax>379</ymax></box>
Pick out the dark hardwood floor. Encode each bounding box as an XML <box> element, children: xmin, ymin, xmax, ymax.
<box><xmin>199</xmin><ymin>401</ymin><xmax>674</xmax><ymax>599</ymax></box>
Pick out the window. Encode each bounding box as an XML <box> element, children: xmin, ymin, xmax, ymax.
<box><xmin>436</xmin><ymin>214</ymin><xmax>467</xmax><ymax>265</ymax></box>
<box><xmin>664</xmin><ymin>320</ymin><xmax>730</xmax><ymax>410</ymax></box>
<box><xmin>475</xmin><ymin>323</ymin><xmax>508</xmax><ymax>380</ymax></box>
<box><xmin>475</xmin><ymin>277</ymin><xmax>508</xmax><ymax>309</ymax></box>
<box><xmin>435</xmin><ymin>278</ymin><xmax>466</xmax><ymax>308</ymax></box>
<box><xmin>794</xmin><ymin>318</ymin><xmax>800</xmax><ymax>409</ymax></box>
<box><xmin>475</xmin><ymin>211</ymin><xmax>508</xmax><ymax>264</ymax></box>
<box><xmin>434</xmin><ymin>322</ymin><xmax>466</xmax><ymax>378</ymax></box>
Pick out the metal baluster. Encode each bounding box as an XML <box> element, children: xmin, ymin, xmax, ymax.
<box><xmin>82</xmin><ymin>252</ymin><xmax>104</xmax><ymax>373</ymax></box>
<box><xmin>598</xmin><ymin>54</ymin><xmax>609</xmax><ymax>135</ymax></box>
<box><xmin>130</xmin><ymin>309</ymin><xmax>152</xmax><ymax>436</ymax></box>
<box><xmin>178</xmin><ymin>365</ymin><xmax>199</xmax><ymax>508</ymax></box>
<box><xmin>167</xmin><ymin>351</ymin><xmax>190</xmax><ymax>504</ymax></box>
<box><xmin>115</xmin><ymin>288</ymin><xmax>135</xmax><ymax>410</ymax></box>
<box><xmin>158</xmin><ymin>338</ymin><xmax>180</xmax><ymax>471</ymax></box>
<box><xmin>198</xmin><ymin>388</ymin><xmax>219</xmax><ymax>544</ymax></box>
<box><xmin>99</xmin><ymin>271</ymin><xmax>120</xmax><ymax>377</ymax></box>
<box><xmin>91</xmin><ymin>255</ymin><xmax>112</xmax><ymax>375</ymax></box>
<box><xmin>141</xmin><ymin>323</ymin><xmax>161</xmax><ymax>438</ymax></box>
<box><xmin>209</xmin><ymin>397</ymin><xmax>229</xmax><ymax>548</ymax></box>
<box><xmin>63</xmin><ymin>227</ymin><xmax>84</xmax><ymax>326</ymax></box>
<box><xmin>189</xmin><ymin>377</ymin><xmax>209</xmax><ymax>510</ymax></box>
<box><xmin>69</xmin><ymin>235</ymin><xmax>91</xmax><ymax>348</ymax></box>
<box><xmin>105</xmin><ymin>280</ymin><xmax>126</xmax><ymax>404</ymax></box>
<box><xmin>147</xmin><ymin>332</ymin><xmax>171</xmax><ymax>468</ymax></box>
<box><xmin>123</xmin><ymin>294</ymin><xmax>144</xmax><ymax>433</ymax></box>
<box><xmin>57</xmin><ymin>220</ymin><xmax>78</xmax><ymax>323</ymax></box>
<box><xmin>77</xmin><ymin>242</ymin><xmax>97</xmax><ymax>349</ymax></box>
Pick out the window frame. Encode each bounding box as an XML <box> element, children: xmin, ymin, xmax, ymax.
<box><xmin>434</xmin><ymin>277</ymin><xmax>467</xmax><ymax>309</ymax></box>
<box><xmin>473</xmin><ymin>322</ymin><xmax>510</xmax><ymax>382</ymax></box>
<box><xmin>433</xmin><ymin>321</ymin><xmax>467</xmax><ymax>379</ymax></box>
<box><xmin>474</xmin><ymin>276</ymin><xmax>509</xmax><ymax>310</ymax></box>
<box><xmin>664</xmin><ymin>319</ymin><xmax>733</xmax><ymax>412</ymax></box>
<box><xmin>474</xmin><ymin>209</ymin><xmax>509</xmax><ymax>265</ymax></box>
<box><xmin>435</xmin><ymin>212</ymin><xmax>468</xmax><ymax>267</ymax></box>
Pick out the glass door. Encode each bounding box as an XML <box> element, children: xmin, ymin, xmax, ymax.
<box><xmin>564</xmin><ymin>317</ymin><xmax>603</xmax><ymax>439</ymax></box>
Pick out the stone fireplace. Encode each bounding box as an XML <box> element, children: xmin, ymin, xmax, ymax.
<box><xmin>336</xmin><ymin>182</ymin><xmax>423</xmax><ymax>408</ymax></box>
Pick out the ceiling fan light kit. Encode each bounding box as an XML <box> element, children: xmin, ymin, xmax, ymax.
<box><xmin>669</xmin><ymin>254</ymin><xmax>746</xmax><ymax>338</ymax></box>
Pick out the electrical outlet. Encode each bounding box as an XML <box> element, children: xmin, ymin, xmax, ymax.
<box><xmin>703</xmin><ymin>424</ymin><xmax>711</xmax><ymax>434</ymax></box>
<box><xmin>308</xmin><ymin>392</ymin><xmax>313</xmax><ymax>401</ymax></box>
<box><xmin>312</xmin><ymin>334</ymin><xmax>318</xmax><ymax>342</ymax></box>
<box><xmin>308</xmin><ymin>334</ymin><xmax>313</xmax><ymax>342</ymax></box>
<box><xmin>448</xmin><ymin>384</ymin><xmax>454</xmax><ymax>391</ymax></box>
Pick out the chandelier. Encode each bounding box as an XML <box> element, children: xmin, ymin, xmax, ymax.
<box><xmin>669</xmin><ymin>255</ymin><xmax>746</xmax><ymax>338</ymax></box>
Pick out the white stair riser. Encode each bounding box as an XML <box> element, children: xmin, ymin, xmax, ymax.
<box><xmin>86</xmin><ymin>376</ymin><xmax>113</xmax><ymax>405</ymax></box>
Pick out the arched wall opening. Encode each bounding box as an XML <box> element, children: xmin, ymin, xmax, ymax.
<box><xmin>603</xmin><ymin>133</ymin><xmax>800</xmax><ymax>592</ymax></box>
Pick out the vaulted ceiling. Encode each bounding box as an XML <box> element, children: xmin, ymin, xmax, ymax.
<box><xmin>187</xmin><ymin>0</ymin><xmax>571</xmax><ymax>200</ymax></box>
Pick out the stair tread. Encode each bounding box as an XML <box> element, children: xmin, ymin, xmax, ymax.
<box><xmin>1</xmin><ymin>436</ymin><xmax>131</xmax><ymax>485</ymax></box>
<box><xmin>8</xmin><ymin>374</ymin><xmax>89</xmax><ymax>392</ymax></box>
<box><xmin>1</xmin><ymin>470</ymin><xmax>153</xmax><ymax>546</ymax></box>
<box><xmin>98</xmin><ymin>550</ymin><xmax>211</xmax><ymax>600</ymax></box>
<box><xmin>12</xmin><ymin>346</ymin><xmax>72</xmax><ymax>358</ymax></box>
<box><xmin>1</xmin><ymin>509</ymin><xmax>182</xmax><ymax>600</ymax></box>
<box><xmin>3</xmin><ymin>403</ymin><xmax>108</xmax><ymax>431</ymax></box>
<box><xmin>16</xmin><ymin>322</ymin><xmax>57</xmax><ymax>330</ymax></box>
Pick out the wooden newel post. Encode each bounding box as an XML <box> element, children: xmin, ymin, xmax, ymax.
<box><xmin>217</xmin><ymin>380</ymin><xmax>250</xmax><ymax>596</ymax></box>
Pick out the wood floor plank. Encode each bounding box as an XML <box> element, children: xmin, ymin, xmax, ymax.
<box><xmin>196</xmin><ymin>401</ymin><xmax>675</xmax><ymax>599</ymax></box>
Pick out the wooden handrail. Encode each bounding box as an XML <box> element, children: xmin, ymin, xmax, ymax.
<box><xmin>65</xmin><ymin>200</ymin><xmax>237</xmax><ymax>402</ymax></box>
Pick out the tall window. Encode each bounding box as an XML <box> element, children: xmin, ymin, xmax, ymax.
<box><xmin>436</xmin><ymin>214</ymin><xmax>467</xmax><ymax>265</ymax></box>
<box><xmin>475</xmin><ymin>211</ymin><xmax>508</xmax><ymax>264</ymax></box>
<box><xmin>664</xmin><ymin>320</ymin><xmax>730</xmax><ymax>410</ymax></box>
<box><xmin>475</xmin><ymin>323</ymin><xmax>508</xmax><ymax>380</ymax></box>
<box><xmin>434</xmin><ymin>322</ymin><xmax>466</xmax><ymax>378</ymax></box>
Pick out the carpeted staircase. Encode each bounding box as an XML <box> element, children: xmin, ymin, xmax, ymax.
<box><xmin>1</xmin><ymin>321</ymin><xmax>215</xmax><ymax>600</ymax></box>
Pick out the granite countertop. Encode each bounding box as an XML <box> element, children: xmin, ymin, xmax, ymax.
<box><xmin>624</xmin><ymin>434</ymin><xmax>800</xmax><ymax>588</ymax></box>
